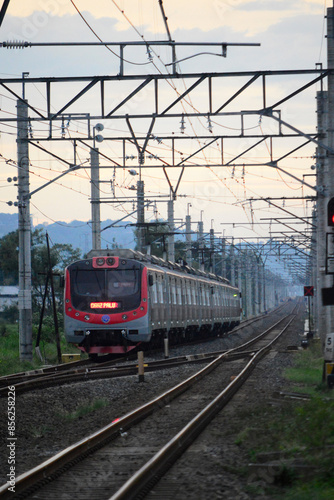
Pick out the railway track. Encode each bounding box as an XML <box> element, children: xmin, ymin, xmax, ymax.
<box><xmin>0</xmin><ymin>304</ymin><xmax>298</xmax><ymax>499</ymax></box>
<box><xmin>0</xmin><ymin>305</ymin><xmax>289</xmax><ymax>397</ymax></box>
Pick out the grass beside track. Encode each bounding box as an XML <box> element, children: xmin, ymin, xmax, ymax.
<box><xmin>1</xmin><ymin>323</ymin><xmax>334</xmax><ymax>498</ymax></box>
<box><xmin>234</xmin><ymin>340</ymin><xmax>334</xmax><ymax>499</ymax></box>
<box><xmin>0</xmin><ymin>324</ymin><xmax>83</xmax><ymax>376</ymax></box>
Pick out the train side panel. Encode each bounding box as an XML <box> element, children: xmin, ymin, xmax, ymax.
<box><xmin>64</xmin><ymin>250</ymin><xmax>242</xmax><ymax>354</ymax></box>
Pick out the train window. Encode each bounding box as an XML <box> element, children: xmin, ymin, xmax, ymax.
<box><xmin>168</xmin><ymin>278</ymin><xmax>172</xmax><ymax>303</ymax></box>
<box><xmin>172</xmin><ymin>283</ymin><xmax>176</xmax><ymax>304</ymax></box>
<box><xmin>70</xmin><ymin>267</ymin><xmax>141</xmax><ymax>312</ymax></box>
<box><xmin>187</xmin><ymin>282</ymin><xmax>192</xmax><ymax>305</ymax></box>
<box><xmin>182</xmin><ymin>282</ymin><xmax>186</xmax><ymax>305</ymax></box>
<box><xmin>107</xmin><ymin>269</ymin><xmax>139</xmax><ymax>297</ymax></box>
<box><xmin>152</xmin><ymin>281</ymin><xmax>158</xmax><ymax>303</ymax></box>
<box><xmin>177</xmin><ymin>283</ymin><xmax>182</xmax><ymax>305</ymax></box>
<box><xmin>72</xmin><ymin>269</ymin><xmax>104</xmax><ymax>297</ymax></box>
<box><xmin>206</xmin><ymin>288</ymin><xmax>210</xmax><ymax>306</ymax></box>
<box><xmin>158</xmin><ymin>280</ymin><xmax>164</xmax><ymax>303</ymax></box>
<box><xmin>192</xmin><ymin>284</ymin><xmax>196</xmax><ymax>305</ymax></box>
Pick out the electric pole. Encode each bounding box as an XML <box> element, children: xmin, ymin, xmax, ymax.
<box><xmin>168</xmin><ymin>199</ymin><xmax>175</xmax><ymax>262</ymax></box>
<box><xmin>90</xmin><ymin>147</ymin><xmax>101</xmax><ymax>250</ymax></box>
<box><xmin>185</xmin><ymin>208</ymin><xmax>192</xmax><ymax>267</ymax></box>
<box><xmin>17</xmin><ymin>99</ymin><xmax>32</xmax><ymax>361</ymax></box>
<box><xmin>137</xmin><ymin>180</ymin><xmax>145</xmax><ymax>252</ymax></box>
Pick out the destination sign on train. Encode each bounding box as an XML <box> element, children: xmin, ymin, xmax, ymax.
<box><xmin>90</xmin><ymin>302</ymin><xmax>121</xmax><ymax>309</ymax></box>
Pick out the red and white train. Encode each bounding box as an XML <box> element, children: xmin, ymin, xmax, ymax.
<box><xmin>64</xmin><ymin>249</ymin><xmax>242</xmax><ymax>357</ymax></box>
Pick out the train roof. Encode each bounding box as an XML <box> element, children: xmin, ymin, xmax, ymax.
<box><xmin>86</xmin><ymin>248</ymin><xmax>231</xmax><ymax>286</ymax></box>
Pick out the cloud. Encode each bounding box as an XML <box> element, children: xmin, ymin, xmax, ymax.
<box><xmin>0</xmin><ymin>1</ymin><xmax>323</xmax><ymax>231</ymax></box>
<box><xmin>2</xmin><ymin>0</ymin><xmax>325</xmax><ymax>38</ymax></box>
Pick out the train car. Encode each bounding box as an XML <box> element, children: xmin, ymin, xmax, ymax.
<box><xmin>64</xmin><ymin>249</ymin><xmax>241</xmax><ymax>357</ymax></box>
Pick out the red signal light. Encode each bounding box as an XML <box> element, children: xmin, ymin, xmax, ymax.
<box><xmin>328</xmin><ymin>198</ymin><xmax>334</xmax><ymax>227</ymax></box>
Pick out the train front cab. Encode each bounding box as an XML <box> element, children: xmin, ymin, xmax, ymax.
<box><xmin>64</xmin><ymin>256</ymin><xmax>151</xmax><ymax>355</ymax></box>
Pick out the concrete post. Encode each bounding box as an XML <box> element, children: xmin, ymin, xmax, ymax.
<box><xmin>259</xmin><ymin>259</ymin><xmax>265</xmax><ymax>313</ymax></box>
<box><xmin>322</xmin><ymin>6</ymin><xmax>334</xmax><ymax>343</ymax></box>
<box><xmin>230</xmin><ymin>238</ymin><xmax>235</xmax><ymax>286</ymax></box>
<box><xmin>198</xmin><ymin>220</ymin><xmax>204</xmax><ymax>271</ymax></box>
<box><xmin>168</xmin><ymin>199</ymin><xmax>175</xmax><ymax>262</ymax></box>
<box><xmin>90</xmin><ymin>147</ymin><xmax>101</xmax><ymax>251</ymax></box>
<box><xmin>254</xmin><ymin>256</ymin><xmax>260</xmax><ymax>316</ymax></box>
<box><xmin>185</xmin><ymin>214</ymin><xmax>192</xmax><ymax>266</ymax></box>
<box><xmin>237</xmin><ymin>250</ymin><xmax>242</xmax><ymax>314</ymax></box>
<box><xmin>137</xmin><ymin>180</ymin><xmax>145</xmax><ymax>253</ymax></box>
<box><xmin>221</xmin><ymin>237</ymin><xmax>226</xmax><ymax>278</ymax></box>
<box><xmin>210</xmin><ymin>228</ymin><xmax>215</xmax><ymax>273</ymax></box>
<box><xmin>17</xmin><ymin>99</ymin><xmax>32</xmax><ymax>361</ymax></box>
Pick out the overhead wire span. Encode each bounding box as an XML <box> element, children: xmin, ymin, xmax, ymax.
<box><xmin>70</xmin><ymin>0</ymin><xmax>151</xmax><ymax>66</ymax></box>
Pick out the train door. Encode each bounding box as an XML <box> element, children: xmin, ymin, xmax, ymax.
<box><xmin>165</xmin><ymin>273</ymin><xmax>171</xmax><ymax>333</ymax></box>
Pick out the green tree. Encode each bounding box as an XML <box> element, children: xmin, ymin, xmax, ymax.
<box><xmin>0</xmin><ymin>230</ymin><xmax>19</xmax><ymax>285</ymax></box>
<box><xmin>31</xmin><ymin>234</ymin><xmax>82</xmax><ymax>311</ymax></box>
<box><xmin>0</xmin><ymin>228</ymin><xmax>82</xmax><ymax>316</ymax></box>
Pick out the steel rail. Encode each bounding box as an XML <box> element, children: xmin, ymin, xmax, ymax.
<box><xmin>0</xmin><ymin>358</ymin><xmax>94</xmax><ymax>388</ymax></box>
<box><xmin>0</xmin><ymin>308</ymin><xmax>284</xmax><ymax>395</ymax></box>
<box><xmin>0</xmin><ymin>310</ymin><xmax>295</xmax><ymax>499</ymax></box>
<box><xmin>0</xmin><ymin>310</ymin><xmax>275</xmax><ymax>393</ymax></box>
<box><xmin>110</xmin><ymin>315</ymin><xmax>296</xmax><ymax>500</ymax></box>
<box><xmin>0</xmin><ymin>349</ymin><xmax>254</xmax><ymax>396</ymax></box>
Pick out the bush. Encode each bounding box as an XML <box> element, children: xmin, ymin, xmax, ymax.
<box><xmin>0</xmin><ymin>305</ymin><xmax>19</xmax><ymax>324</ymax></box>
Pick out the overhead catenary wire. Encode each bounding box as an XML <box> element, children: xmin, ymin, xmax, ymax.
<box><xmin>1</xmin><ymin>2</ymin><xmax>315</xmax><ymax>242</ymax></box>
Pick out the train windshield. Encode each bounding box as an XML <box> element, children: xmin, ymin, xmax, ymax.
<box><xmin>70</xmin><ymin>268</ymin><xmax>141</xmax><ymax>312</ymax></box>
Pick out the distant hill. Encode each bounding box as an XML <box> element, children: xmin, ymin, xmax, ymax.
<box><xmin>0</xmin><ymin>213</ymin><xmax>18</xmax><ymax>238</ymax></box>
<box><xmin>0</xmin><ymin>213</ymin><xmax>136</xmax><ymax>256</ymax></box>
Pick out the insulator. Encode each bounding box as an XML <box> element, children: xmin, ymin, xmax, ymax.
<box><xmin>138</xmin><ymin>152</ymin><xmax>145</xmax><ymax>164</ymax></box>
<box><xmin>2</xmin><ymin>40</ymin><xmax>30</xmax><ymax>49</ymax></box>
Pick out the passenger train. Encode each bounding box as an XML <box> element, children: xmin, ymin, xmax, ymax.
<box><xmin>64</xmin><ymin>249</ymin><xmax>242</xmax><ymax>357</ymax></box>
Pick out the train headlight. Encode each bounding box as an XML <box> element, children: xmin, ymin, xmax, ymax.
<box><xmin>84</xmin><ymin>315</ymin><xmax>90</xmax><ymax>321</ymax></box>
<box><xmin>122</xmin><ymin>314</ymin><xmax>128</xmax><ymax>320</ymax></box>
<box><xmin>96</xmin><ymin>258</ymin><xmax>105</xmax><ymax>266</ymax></box>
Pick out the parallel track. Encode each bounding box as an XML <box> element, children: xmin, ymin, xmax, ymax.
<box><xmin>0</xmin><ymin>302</ymin><xmax>298</xmax><ymax>499</ymax></box>
<box><xmin>0</xmin><ymin>306</ymin><xmax>288</xmax><ymax>396</ymax></box>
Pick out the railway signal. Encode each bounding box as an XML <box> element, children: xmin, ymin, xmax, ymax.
<box><xmin>304</xmin><ymin>286</ymin><xmax>314</xmax><ymax>339</ymax></box>
<box><xmin>328</xmin><ymin>197</ymin><xmax>334</xmax><ymax>227</ymax></box>
<box><xmin>304</xmin><ymin>286</ymin><xmax>314</xmax><ymax>297</ymax></box>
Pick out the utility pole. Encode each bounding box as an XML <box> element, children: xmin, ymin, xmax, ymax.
<box><xmin>90</xmin><ymin>147</ymin><xmax>101</xmax><ymax>251</ymax></box>
<box><xmin>221</xmin><ymin>236</ymin><xmax>226</xmax><ymax>278</ymax></box>
<box><xmin>315</xmin><ymin>89</ymin><xmax>328</xmax><ymax>339</ymax></box>
<box><xmin>17</xmin><ymin>99</ymin><xmax>32</xmax><ymax>361</ymax></box>
<box><xmin>185</xmin><ymin>204</ymin><xmax>192</xmax><ymax>266</ymax></box>
<box><xmin>230</xmin><ymin>238</ymin><xmax>236</xmax><ymax>286</ymax></box>
<box><xmin>137</xmin><ymin>180</ymin><xmax>145</xmax><ymax>253</ymax></box>
<box><xmin>198</xmin><ymin>214</ymin><xmax>204</xmax><ymax>271</ymax></box>
<box><xmin>317</xmin><ymin>5</ymin><xmax>334</xmax><ymax>344</ymax></box>
<box><xmin>167</xmin><ymin>199</ymin><xmax>175</xmax><ymax>262</ymax></box>
<box><xmin>254</xmin><ymin>255</ymin><xmax>260</xmax><ymax>316</ymax></box>
<box><xmin>237</xmin><ymin>251</ymin><xmax>242</xmax><ymax>294</ymax></box>
<box><xmin>244</xmin><ymin>251</ymin><xmax>252</xmax><ymax>318</ymax></box>
<box><xmin>209</xmin><ymin>227</ymin><xmax>215</xmax><ymax>273</ymax></box>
